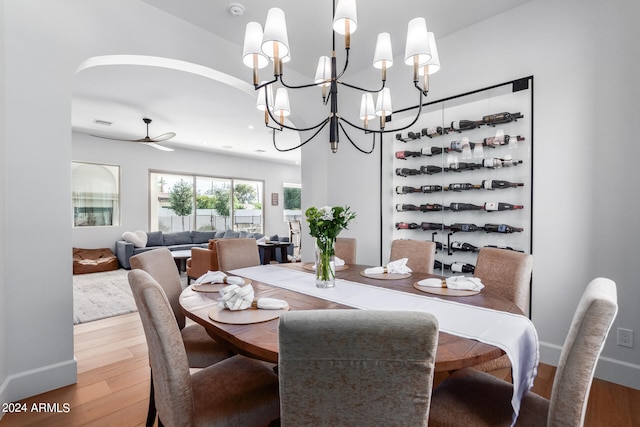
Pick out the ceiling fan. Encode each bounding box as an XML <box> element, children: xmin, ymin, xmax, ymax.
<box><xmin>91</xmin><ymin>117</ymin><xmax>175</xmax><ymax>151</ymax></box>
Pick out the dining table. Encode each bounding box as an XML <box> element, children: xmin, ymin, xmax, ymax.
<box><xmin>180</xmin><ymin>262</ymin><xmax>527</xmax><ymax>372</ymax></box>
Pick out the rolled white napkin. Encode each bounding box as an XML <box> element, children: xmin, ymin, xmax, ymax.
<box><xmin>311</xmin><ymin>256</ymin><xmax>345</xmax><ymax>270</ymax></box>
<box><xmin>363</xmin><ymin>258</ymin><xmax>412</xmax><ymax>275</ymax></box>
<box><xmin>417</xmin><ymin>276</ymin><xmax>484</xmax><ymax>291</ymax></box>
<box><xmin>195</xmin><ymin>270</ymin><xmax>244</xmax><ymax>286</ymax></box>
<box><xmin>218</xmin><ymin>284</ymin><xmax>287</xmax><ymax>311</ymax></box>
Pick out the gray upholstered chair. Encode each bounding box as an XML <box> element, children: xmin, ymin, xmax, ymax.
<box><xmin>215</xmin><ymin>238</ymin><xmax>261</xmax><ymax>272</ymax></box>
<box><xmin>390</xmin><ymin>239</ymin><xmax>436</xmax><ymax>274</ymax></box>
<box><xmin>278</xmin><ymin>309</ymin><xmax>439</xmax><ymax>426</ymax></box>
<box><xmin>428</xmin><ymin>277</ymin><xmax>618</xmax><ymax>427</ymax></box>
<box><xmin>130</xmin><ymin>248</ymin><xmax>233</xmax><ymax>425</ymax></box>
<box><xmin>471</xmin><ymin>247</ymin><xmax>534</xmax><ymax>373</ymax></box>
<box><xmin>128</xmin><ymin>269</ymin><xmax>280</xmax><ymax>427</ymax></box>
<box><xmin>335</xmin><ymin>237</ymin><xmax>357</xmax><ymax>264</ymax></box>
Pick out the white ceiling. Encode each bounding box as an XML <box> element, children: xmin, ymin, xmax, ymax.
<box><xmin>71</xmin><ymin>0</ymin><xmax>531</xmax><ymax>165</ymax></box>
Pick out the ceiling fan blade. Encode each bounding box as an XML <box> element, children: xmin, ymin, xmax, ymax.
<box><xmin>90</xmin><ymin>134</ymin><xmax>138</xmax><ymax>142</ymax></box>
<box><xmin>150</xmin><ymin>132</ymin><xmax>176</xmax><ymax>142</ymax></box>
<box><xmin>146</xmin><ymin>142</ymin><xmax>175</xmax><ymax>152</ymax></box>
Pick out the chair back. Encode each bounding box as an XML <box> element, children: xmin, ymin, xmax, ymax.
<box><xmin>547</xmin><ymin>277</ymin><xmax>617</xmax><ymax>426</ymax></box>
<box><xmin>130</xmin><ymin>248</ymin><xmax>186</xmax><ymax>329</ymax></box>
<box><xmin>127</xmin><ymin>269</ymin><xmax>195</xmax><ymax>427</ymax></box>
<box><xmin>335</xmin><ymin>237</ymin><xmax>357</xmax><ymax>264</ymax></box>
<box><xmin>215</xmin><ymin>238</ymin><xmax>261</xmax><ymax>272</ymax></box>
<box><xmin>390</xmin><ymin>239</ymin><xmax>436</xmax><ymax>274</ymax></box>
<box><xmin>278</xmin><ymin>310</ymin><xmax>439</xmax><ymax>426</ymax></box>
<box><xmin>474</xmin><ymin>247</ymin><xmax>534</xmax><ymax>313</ymax></box>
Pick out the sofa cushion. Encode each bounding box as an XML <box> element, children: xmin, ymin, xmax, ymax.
<box><xmin>223</xmin><ymin>230</ymin><xmax>240</xmax><ymax>238</ymax></box>
<box><xmin>146</xmin><ymin>231</ymin><xmax>164</xmax><ymax>247</ymax></box>
<box><xmin>163</xmin><ymin>231</ymin><xmax>193</xmax><ymax>246</ymax></box>
<box><xmin>192</xmin><ymin>230</ymin><xmax>217</xmax><ymax>244</ymax></box>
<box><xmin>214</xmin><ymin>230</ymin><xmax>226</xmax><ymax>238</ymax></box>
<box><xmin>122</xmin><ymin>230</ymin><xmax>147</xmax><ymax>248</ymax></box>
<box><xmin>270</xmin><ymin>234</ymin><xmax>280</xmax><ymax>242</ymax></box>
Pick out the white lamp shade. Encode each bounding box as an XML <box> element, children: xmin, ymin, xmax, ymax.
<box><xmin>274</xmin><ymin>88</ymin><xmax>291</xmax><ymax>116</ymax></box>
<box><xmin>419</xmin><ymin>32</ymin><xmax>440</xmax><ymax>75</ymax></box>
<box><xmin>314</xmin><ymin>56</ymin><xmax>332</xmax><ymax>86</ymax></box>
<box><xmin>404</xmin><ymin>17</ymin><xmax>431</xmax><ymax>66</ymax></box>
<box><xmin>261</xmin><ymin>8</ymin><xmax>290</xmax><ymax>59</ymax></box>
<box><xmin>333</xmin><ymin>0</ymin><xmax>357</xmax><ymax>34</ymax></box>
<box><xmin>256</xmin><ymin>84</ymin><xmax>273</xmax><ymax>111</ymax></box>
<box><xmin>359</xmin><ymin>93</ymin><xmax>376</xmax><ymax>120</ymax></box>
<box><xmin>375</xmin><ymin>88</ymin><xmax>392</xmax><ymax>116</ymax></box>
<box><xmin>373</xmin><ymin>33</ymin><xmax>393</xmax><ymax>69</ymax></box>
<box><xmin>242</xmin><ymin>22</ymin><xmax>269</xmax><ymax>69</ymax></box>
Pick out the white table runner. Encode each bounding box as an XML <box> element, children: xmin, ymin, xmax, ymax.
<box><xmin>230</xmin><ymin>265</ymin><xmax>539</xmax><ymax>423</ymax></box>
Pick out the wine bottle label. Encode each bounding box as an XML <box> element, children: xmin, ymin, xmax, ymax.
<box><xmin>450</xmin><ymin>141</ymin><xmax>465</xmax><ymax>151</ymax></box>
<box><xmin>424</xmin><ymin>127</ymin><xmax>439</xmax><ymax>136</ymax></box>
<box><xmin>482</xmin><ymin>180</ymin><xmax>493</xmax><ymax>190</ymax></box>
<box><xmin>498</xmin><ymin>224</ymin><xmax>507</xmax><ymax>232</ymax></box>
<box><xmin>484</xmin><ymin>202</ymin><xmax>499</xmax><ymax>211</ymax></box>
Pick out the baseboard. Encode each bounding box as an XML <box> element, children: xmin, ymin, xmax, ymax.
<box><xmin>539</xmin><ymin>341</ymin><xmax>640</xmax><ymax>390</ymax></box>
<box><xmin>0</xmin><ymin>357</ymin><xmax>77</xmax><ymax>404</ymax></box>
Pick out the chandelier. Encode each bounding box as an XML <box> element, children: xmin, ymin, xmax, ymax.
<box><xmin>241</xmin><ymin>0</ymin><xmax>440</xmax><ymax>154</ymax></box>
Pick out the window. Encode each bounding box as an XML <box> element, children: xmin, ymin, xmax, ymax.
<box><xmin>283</xmin><ymin>182</ymin><xmax>301</xmax><ymax>222</ymax></box>
<box><xmin>72</xmin><ymin>162</ymin><xmax>120</xmax><ymax>227</ymax></box>
<box><xmin>150</xmin><ymin>171</ymin><xmax>264</xmax><ymax>233</ymax></box>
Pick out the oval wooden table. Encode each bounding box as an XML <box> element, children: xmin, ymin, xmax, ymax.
<box><xmin>180</xmin><ymin>263</ymin><xmax>523</xmax><ymax>372</ymax></box>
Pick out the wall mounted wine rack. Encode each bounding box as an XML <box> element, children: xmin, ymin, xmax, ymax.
<box><xmin>384</xmin><ymin>77</ymin><xmax>533</xmax><ymax>276</ymax></box>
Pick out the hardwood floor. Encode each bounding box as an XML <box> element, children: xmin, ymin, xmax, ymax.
<box><xmin>1</xmin><ymin>312</ymin><xmax>639</xmax><ymax>426</ymax></box>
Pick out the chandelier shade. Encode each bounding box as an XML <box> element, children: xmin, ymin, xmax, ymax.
<box><xmin>243</xmin><ymin>0</ymin><xmax>440</xmax><ymax>154</ymax></box>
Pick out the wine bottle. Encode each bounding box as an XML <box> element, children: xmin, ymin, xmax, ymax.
<box><xmin>421</xmin><ymin>146</ymin><xmax>450</xmax><ymax>156</ymax></box>
<box><xmin>449</xmin><ymin>162</ymin><xmax>482</xmax><ymax>172</ymax></box>
<box><xmin>396</xmin><ymin>186</ymin><xmax>420</xmax><ymax>194</ymax></box>
<box><xmin>481</xmin><ymin>112</ymin><xmax>523</xmax><ymax>125</ymax></box>
<box><xmin>396</xmin><ymin>204</ymin><xmax>419</xmax><ymax>212</ymax></box>
<box><xmin>483</xmin><ymin>223</ymin><xmax>524</xmax><ymax>233</ymax></box>
<box><xmin>419</xmin><ymin>203</ymin><xmax>447</xmax><ymax>212</ymax></box>
<box><xmin>420</xmin><ymin>165</ymin><xmax>445</xmax><ymax>175</ymax></box>
<box><xmin>395</xmin><ymin>150</ymin><xmax>422</xmax><ymax>159</ymax></box>
<box><xmin>481</xmin><ymin>180</ymin><xmax>524</xmax><ymax>190</ymax></box>
<box><xmin>421</xmin><ymin>222</ymin><xmax>449</xmax><ymax>231</ymax></box>
<box><xmin>446</xmin><ymin>183</ymin><xmax>481</xmax><ymax>192</ymax></box>
<box><xmin>395</xmin><ymin>132</ymin><xmax>421</xmax><ymax>142</ymax></box>
<box><xmin>450</xmin><ymin>241</ymin><xmax>480</xmax><ymax>252</ymax></box>
<box><xmin>450</xmin><ymin>223</ymin><xmax>482</xmax><ymax>232</ymax></box>
<box><xmin>434</xmin><ymin>260</ymin><xmax>444</xmax><ymax>270</ymax></box>
<box><xmin>421</xmin><ymin>185</ymin><xmax>443</xmax><ymax>193</ymax></box>
<box><xmin>483</xmin><ymin>134</ymin><xmax>524</xmax><ymax>146</ymax></box>
<box><xmin>486</xmin><ymin>244</ymin><xmax>521</xmax><ymax>252</ymax></box>
<box><xmin>450</xmin><ymin>262</ymin><xmax>476</xmax><ymax>274</ymax></box>
<box><xmin>482</xmin><ymin>158</ymin><xmax>523</xmax><ymax>168</ymax></box>
<box><xmin>449</xmin><ymin>140</ymin><xmax>469</xmax><ymax>152</ymax></box>
<box><xmin>483</xmin><ymin>202</ymin><xmax>524</xmax><ymax>211</ymax></box>
<box><xmin>422</xmin><ymin>126</ymin><xmax>447</xmax><ymax>138</ymax></box>
<box><xmin>450</xmin><ymin>120</ymin><xmax>480</xmax><ymax>132</ymax></box>
<box><xmin>449</xmin><ymin>202</ymin><xmax>483</xmax><ymax>212</ymax></box>
<box><xmin>395</xmin><ymin>222</ymin><xmax>419</xmax><ymax>230</ymax></box>
<box><xmin>395</xmin><ymin>167</ymin><xmax>421</xmax><ymax>177</ymax></box>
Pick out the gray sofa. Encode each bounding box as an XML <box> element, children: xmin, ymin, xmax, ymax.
<box><xmin>116</xmin><ymin>229</ymin><xmax>291</xmax><ymax>269</ymax></box>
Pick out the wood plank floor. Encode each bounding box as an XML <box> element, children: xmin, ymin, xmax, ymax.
<box><xmin>1</xmin><ymin>312</ymin><xmax>639</xmax><ymax>426</ymax></box>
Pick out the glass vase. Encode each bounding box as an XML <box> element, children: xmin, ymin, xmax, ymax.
<box><xmin>315</xmin><ymin>237</ymin><xmax>336</xmax><ymax>288</ymax></box>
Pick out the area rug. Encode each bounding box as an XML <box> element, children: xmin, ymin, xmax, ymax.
<box><xmin>73</xmin><ymin>268</ymin><xmax>188</xmax><ymax>324</ymax></box>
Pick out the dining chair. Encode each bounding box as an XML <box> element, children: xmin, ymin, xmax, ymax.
<box><xmin>215</xmin><ymin>238</ymin><xmax>261</xmax><ymax>271</ymax></box>
<box><xmin>471</xmin><ymin>247</ymin><xmax>534</xmax><ymax>374</ymax></box>
<box><xmin>186</xmin><ymin>239</ymin><xmax>219</xmax><ymax>285</ymax></box>
<box><xmin>128</xmin><ymin>269</ymin><xmax>280</xmax><ymax>427</ymax></box>
<box><xmin>129</xmin><ymin>248</ymin><xmax>233</xmax><ymax>426</ymax></box>
<box><xmin>389</xmin><ymin>239</ymin><xmax>436</xmax><ymax>273</ymax></box>
<box><xmin>278</xmin><ymin>309</ymin><xmax>439</xmax><ymax>426</ymax></box>
<box><xmin>335</xmin><ymin>237</ymin><xmax>357</xmax><ymax>264</ymax></box>
<box><xmin>428</xmin><ymin>277</ymin><xmax>618</xmax><ymax>427</ymax></box>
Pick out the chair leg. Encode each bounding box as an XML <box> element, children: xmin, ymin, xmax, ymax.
<box><xmin>145</xmin><ymin>375</ymin><xmax>157</xmax><ymax>427</ymax></box>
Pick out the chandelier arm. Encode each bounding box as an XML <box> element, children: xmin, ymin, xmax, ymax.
<box><xmin>338</xmin><ymin>79</ymin><xmax>386</xmax><ymax>93</ymax></box>
<box><xmin>279</xmin><ymin>75</ymin><xmax>327</xmax><ymax>90</ymax></box>
<box><xmin>338</xmin><ymin>121</ymin><xmax>376</xmax><ymax>154</ymax></box>
<box><xmin>273</xmin><ymin>120</ymin><xmax>330</xmax><ymax>152</ymax></box>
<box><xmin>264</xmin><ymin>96</ymin><xmax>330</xmax><ymax>133</ymax></box>
<box><xmin>255</xmin><ymin>76</ymin><xmax>279</xmax><ymax>91</ymax></box>
<box><xmin>336</xmin><ymin>48</ymin><xmax>350</xmax><ymax>80</ymax></box>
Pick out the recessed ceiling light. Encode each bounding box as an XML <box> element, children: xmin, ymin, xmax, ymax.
<box><xmin>255</xmin><ymin>149</ymin><xmax>266</xmax><ymax>153</ymax></box>
<box><xmin>248</xmin><ymin>125</ymin><xmax>254</xmax><ymax>130</ymax></box>
<box><xmin>228</xmin><ymin>3</ymin><xmax>245</xmax><ymax>17</ymax></box>
<box><xmin>222</xmin><ymin>145</ymin><xmax>233</xmax><ymax>149</ymax></box>
<box><xmin>94</xmin><ymin>119</ymin><xmax>112</xmax><ymax>126</ymax></box>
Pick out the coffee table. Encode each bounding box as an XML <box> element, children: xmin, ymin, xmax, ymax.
<box><xmin>171</xmin><ymin>249</ymin><xmax>192</xmax><ymax>272</ymax></box>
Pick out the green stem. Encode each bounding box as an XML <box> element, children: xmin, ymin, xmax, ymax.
<box><xmin>316</xmin><ymin>237</ymin><xmax>335</xmax><ymax>282</ymax></box>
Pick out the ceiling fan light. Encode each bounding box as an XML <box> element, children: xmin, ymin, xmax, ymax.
<box><xmin>333</xmin><ymin>0</ymin><xmax>358</xmax><ymax>35</ymax></box>
<box><xmin>261</xmin><ymin>8</ymin><xmax>290</xmax><ymax>60</ymax></box>
<box><xmin>242</xmin><ymin>22</ymin><xmax>269</xmax><ymax>69</ymax></box>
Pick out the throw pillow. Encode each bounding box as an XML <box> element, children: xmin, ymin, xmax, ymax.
<box><xmin>122</xmin><ymin>230</ymin><xmax>148</xmax><ymax>248</ymax></box>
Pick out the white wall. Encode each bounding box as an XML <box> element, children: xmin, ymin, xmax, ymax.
<box><xmin>0</xmin><ymin>0</ymin><xmax>9</xmax><ymax>409</ymax></box>
<box><xmin>72</xmin><ymin>132</ymin><xmax>300</xmax><ymax>250</ymax></box>
<box><xmin>302</xmin><ymin>0</ymin><xmax>640</xmax><ymax>388</ymax></box>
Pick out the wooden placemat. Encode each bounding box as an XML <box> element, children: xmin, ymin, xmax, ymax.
<box><xmin>302</xmin><ymin>263</ymin><xmax>349</xmax><ymax>272</ymax></box>
<box><xmin>191</xmin><ymin>277</ymin><xmax>251</xmax><ymax>293</ymax></box>
<box><xmin>209</xmin><ymin>304</ymin><xmax>289</xmax><ymax>324</ymax></box>
<box><xmin>359</xmin><ymin>271</ymin><xmax>412</xmax><ymax>280</ymax></box>
<box><xmin>412</xmin><ymin>282</ymin><xmax>480</xmax><ymax>296</ymax></box>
